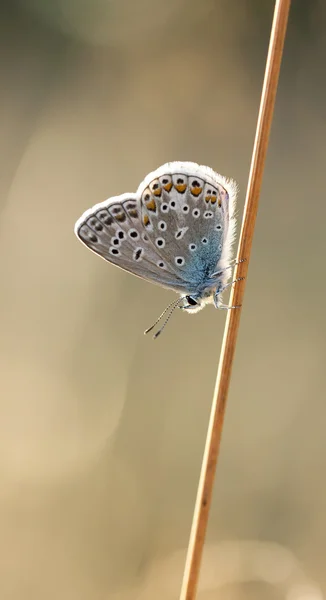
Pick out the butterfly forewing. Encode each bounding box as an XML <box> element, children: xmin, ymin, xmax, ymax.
<box><xmin>75</xmin><ymin>193</ymin><xmax>189</xmax><ymax>290</ymax></box>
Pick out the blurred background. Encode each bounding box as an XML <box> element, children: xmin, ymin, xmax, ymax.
<box><xmin>0</xmin><ymin>0</ymin><xmax>325</xmax><ymax>598</ymax></box>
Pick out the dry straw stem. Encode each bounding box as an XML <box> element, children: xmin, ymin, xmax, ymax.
<box><xmin>179</xmin><ymin>0</ymin><xmax>292</xmax><ymax>599</ymax></box>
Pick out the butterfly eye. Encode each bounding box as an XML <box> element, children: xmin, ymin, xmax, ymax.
<box><xmin>186</xmin><ymin>296</ymin><xmax>198</xmax><ymax>306</ymax></box>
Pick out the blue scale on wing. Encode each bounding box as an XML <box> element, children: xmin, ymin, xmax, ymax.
<box><xmin>186</xmin><ymin>180</ymin><xmax>226</xmax><ymax>280</ymax></box>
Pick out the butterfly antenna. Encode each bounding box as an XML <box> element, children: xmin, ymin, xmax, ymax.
<box><xmin>144</xmin><ymin>297</ymin><xmax>183</xmax><ymax>336</ymax></box>
<box><xmin>152</xmin><ymin>297</ymin><xmax>187</xmax><ymax>339</ymax></box>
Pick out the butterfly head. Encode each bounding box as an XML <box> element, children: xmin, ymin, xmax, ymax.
<box><xmin>180</xmin><ymin>294</ymin><xmax>205</xmax><ymax>313</ymax></box>
<box><xmin>181</xmin><ymin>283</ymin><xmax>220</xmax><ymax>313</ymax></box>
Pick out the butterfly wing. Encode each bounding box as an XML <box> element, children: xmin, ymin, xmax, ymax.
<box><xmin>74</xmin><ymin>193</ymin><xmax>189</xmax><ymax>292</ymax></box>
<box><xmin>74</xmin><ymin>162</ymin><xmax>237</xmax><ymax>295</ymax></box>
<box><xmin>135</xmin><ymin>162</ymin><xmax>237</xmax><ymax>291</ymax></box>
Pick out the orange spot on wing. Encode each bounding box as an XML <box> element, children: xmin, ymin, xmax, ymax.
<box><xmin>146</xmin><ymin>199</ymin><xmax>157</xmax><ymax>212</ymax></box>
<box><xmin>191</xmin><ymin>186</ymin><xmax>202</xmax><ymax>196</ymax></box>
<box><xmin>143</xmin><ymin>214</ymin><xmax>150</xmax><ymax>226</ymax></box>
<box><xmin>115</xmin><ymin>212</ymin><xmax>126</xmax><ymax>222</ymax></box>
<box><xmin>205</xmin><ymin>195</ymin><xmax>217</xmax><ymax>204</ymax></box>
<box><xmin>163</xmin><ymin>182</ymin><xmax>173</xmax><ymax>192</ymax></box>
<box><xmin>175</xmin><ymin>184</ymin><xmax>187</xmax><ymax>193</ymax></box>
<box><xmin>153</xmin><ymin>188</ymin><xmax>162</xmax><ymax>197</ymax></box>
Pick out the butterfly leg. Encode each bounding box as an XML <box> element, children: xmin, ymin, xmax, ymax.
<box><xmin>220</xmin><ymin>276</ymin><xmax>245</xmax><ymax>293</ymax></box>
<box><xmin>218</xmin><ymin>304</ymin><xmax>241</xmax><ymax>310</ymax></box>
<box><xmin>214</xmin><ymin>277</ymin><xmax>245</xmax><ymax>309</ymax></box>
<box><xmin>229</xmin><ymin>257</ymin><xmax>247</xmax><ymax>267</ymax></box>
<box><xmin>210</xmin><ymin>258</ymin><xmax>246</xmax><ymax>278</ymax></box>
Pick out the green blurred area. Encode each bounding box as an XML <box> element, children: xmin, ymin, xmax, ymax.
<box><xmin>0</xmin><ymin>1</ymin><xmax>325</xmax><ymax>598</ymax></box>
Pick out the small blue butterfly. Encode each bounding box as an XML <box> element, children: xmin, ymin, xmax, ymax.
<box><xmin>74</xmin><ymin>161</ymin><xmax>243</xmax><ymax>337</ymax></box>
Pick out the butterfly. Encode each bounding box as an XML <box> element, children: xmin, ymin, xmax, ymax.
<box><xmin>74</xmin><ymin>161</ymin><xmax>243</xmax><ymax>338</ymax></box>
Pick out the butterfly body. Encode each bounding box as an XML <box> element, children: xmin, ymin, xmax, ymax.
<box><xmin>75</xmin><ymin>161</ymin><xmax>238</xmax><ymax>317</ymax></box>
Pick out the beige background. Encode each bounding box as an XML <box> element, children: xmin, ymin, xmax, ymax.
<box><xmin>0</xmin><ymin>0</ymin><xmax>325</xmax><ymax>598</ymax></box>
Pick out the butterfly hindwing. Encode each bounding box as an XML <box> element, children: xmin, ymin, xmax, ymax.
<box><xmin>136</xmin><ymin>162</ymin><xmax>237</xmax><ymax>290</ymax></box>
